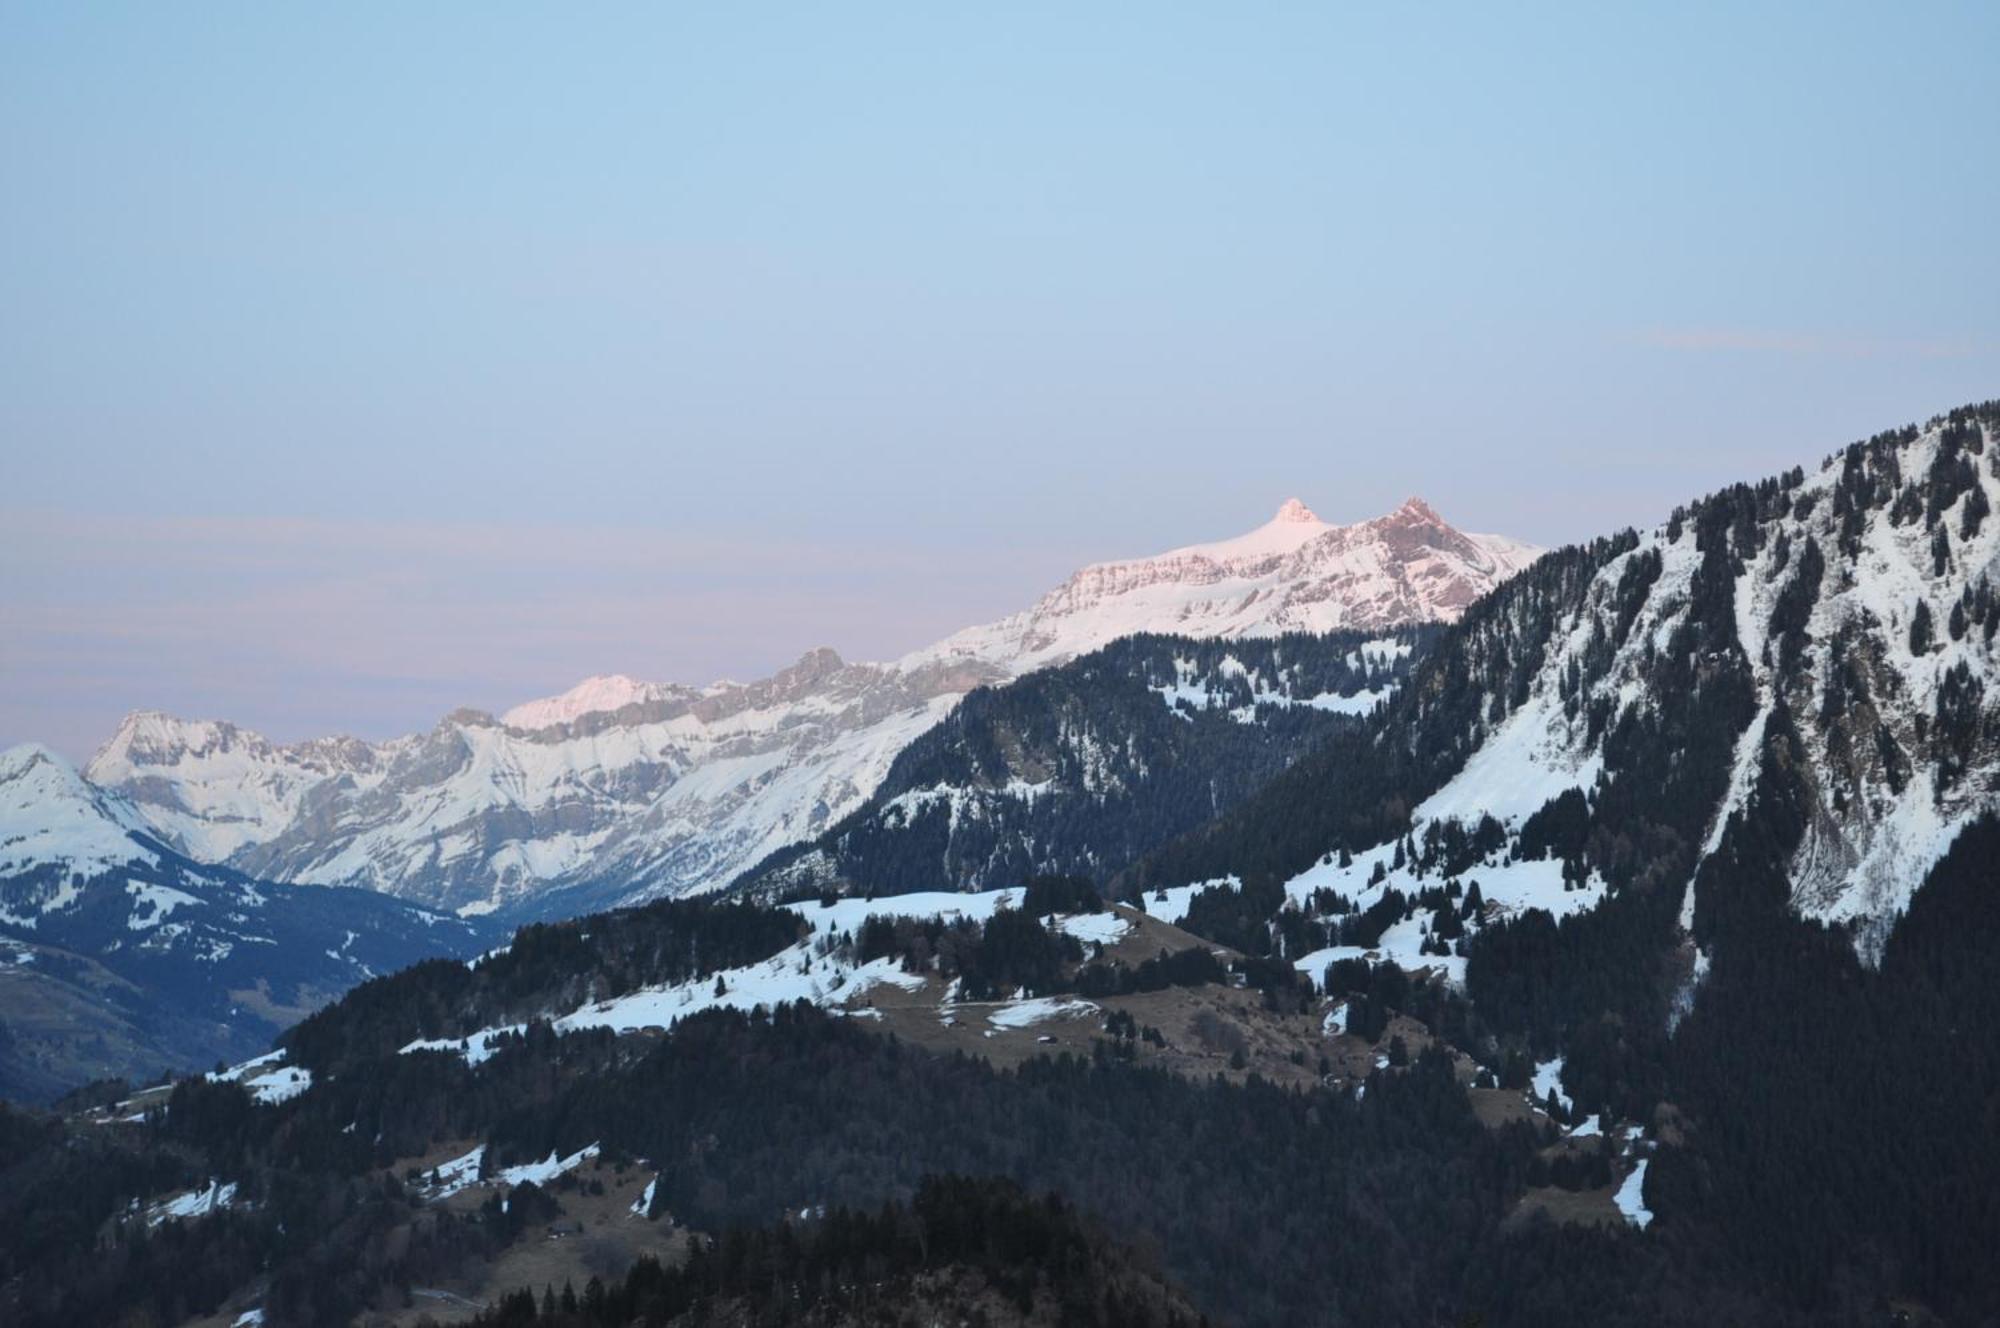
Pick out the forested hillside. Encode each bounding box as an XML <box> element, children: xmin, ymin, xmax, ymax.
<box><xmin>739</xmin><ymin>628</ymin><xmax>1430</xmax><ymax>900</ymax></box>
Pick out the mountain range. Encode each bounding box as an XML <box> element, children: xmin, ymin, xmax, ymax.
<box><xmin>69</xmin><ymin>497</ymin><xmax>1536</xmax><ymax>920</ymax></box>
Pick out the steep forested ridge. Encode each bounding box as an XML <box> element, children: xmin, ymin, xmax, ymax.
<box><xmin>739</xmin><ymin>628</ymin><xmax>1431</xmax><ymax>900</ymax></box>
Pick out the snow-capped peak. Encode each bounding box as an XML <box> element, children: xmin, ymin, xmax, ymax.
<box><xmin>911</xmin><ymin>497</ymin><xmax>1543</xmax><ymax>676</ymax></box>
<box><xmin>0</xmin><ymin>742</ymin><xmax>158</xmax><ymax>879</ymax></box>
<box><xmin>502</xmin><ymin>674</ymin><xmax>683</xmax><ymax>730</ymax></box>
<box><xmin>94</xmin><ymin>709</ymin><xmax>242</xmax><ymax>768</ymax></box>
<box><xmin>1161</xmin><ymin>499</ymin><xmax>1338</xmax><ymax>564</ymax></box>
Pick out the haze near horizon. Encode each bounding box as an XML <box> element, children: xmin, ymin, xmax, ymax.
<box><xmin>4</xmin><ymin>3</ymin><xmax>1997</xmax><ymax>758</ymax></box>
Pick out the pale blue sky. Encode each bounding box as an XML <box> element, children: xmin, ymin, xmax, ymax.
<box><xmin>4</xmin><ymin>3</ymin><xmax>1998</xmax><ymax>757</ymax></box>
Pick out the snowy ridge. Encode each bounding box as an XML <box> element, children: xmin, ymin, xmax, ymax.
<box><xmin>81</xmin><ymin>499</ymin><xmax>1535</xmax><ymax>917</ymax></box>
<box><xmin>906</xmin><ymin>497</ymin><xmax>1539</xmax><ymax>676</ymax></box>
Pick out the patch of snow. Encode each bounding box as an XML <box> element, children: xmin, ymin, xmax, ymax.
<box><xmin>1142</xmin><ymin>878</ymin><xmax>1235</xmax><ymax>926</ymax></box>
<box><xmin>150</xmin><ymin>1178</ymin><xmax>238</xmax><ymax>1225</ymax></box>
<box><xmin>503</xmin><ymin>675</ymin><xmax>680</xmax><ymax>730</ymax></box>
<box><xmin>400</xmin><ymin>1025</ymin><xmax>527</xmax><ymax>1067</ymax></box>
<box><xmin>1531</xmin><ymin>1058</ymin><xmax>1573</xmax><ymax>1114</ymax></box>
<box><xmin>125</xmin><ymin>881</ymin><xmax>203</xmax><ymax>929</ymax></box>
<box><xmin>1056</xmin><ymin>911</ymin><xmax>1130</xmax><ymax>947</ymax></box>
<box><xmin>986</xmin><ymin>997</ymin><xmax>1098</xmax><ymax>1030</ymax></box>
<box><xmin>1413</xmin><ymin>692</ymin><xmax>1602</xmax><ymax>829</ymax></box>
<box><xmin>1285</xmin><ymin>839</ymin><xmax>1607</xmax><ymax>989</ymax></box>
<box><xmin>422</xmin><ymin>1145</ymin><xmax>487</xmax><ymax>1199</ymax></box>
<box><xmin>244</xmin><ymin>1065</ymin><xmax>312</xmax><ymax>1105</ymax></box>
<box><xmin>1614</xmin><ymin>1159</ymin><xmax>1653</xmax><ymax>1230</ymax></box>
<box><xmin>495</xmin><ymin>1143</ymin><xmax>600</xmax><ymax>1189</ymax></box>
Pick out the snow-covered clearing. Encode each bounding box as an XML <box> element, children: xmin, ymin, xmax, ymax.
<box><xmin>149</xmin><ymin>1178</ymin><xmax>238</xmax><ymax>1225</ymax></box>
<box><xmin>207</xmin><ymin>1049</ymin><xmax>314</xmax><ymax>1105</ymax></box>
<box><xmin>985</xmin><ymin>997</ymin><xmax>1097</xmax><ymax>1030</ymax></box>
<box><xmin>1614</xmin><ymin>1159</ymin><xmax>1653</xmax><ymax>1230</ymax></box>
<box><xmin>1531</xmin><ymin>1058</ymin><xmax>1573</xmax><ymax>1114</ymax></box>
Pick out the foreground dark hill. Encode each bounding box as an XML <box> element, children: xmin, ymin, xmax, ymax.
<box><xmin>11</xmin><ymin>807</ymin><xmax>1996</xmax><ymax>1327</ymax></box>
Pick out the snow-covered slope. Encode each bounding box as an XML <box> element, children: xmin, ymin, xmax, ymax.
<box><xmin>0</xmin><ymin>743</ymin><xmax>487</xmax><ymax>1102</ymax></box>
<box><xmin>1</xmin><ymin>743</ymin><xmax>160</xmax><ymax>884</ymax></box>
<box><xmin>80</xmin><ymin>499</ymin><xmax>1541</xmax><ymax>918</ymax></box>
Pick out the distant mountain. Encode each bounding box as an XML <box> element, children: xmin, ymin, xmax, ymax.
<box><xmin>81</xmin><ymin>499</ymin><xmax>1539</xmax><ymax>919</ymax></box>
<box><xmin>917</xmin><ymin>496</ymin><xmax>1536</xmax><ymax>670</ymax></box>
<box><xmin>0</xmin><ymin>744</ymin><xmax>486</xmax><ymax>1103</ymax></box>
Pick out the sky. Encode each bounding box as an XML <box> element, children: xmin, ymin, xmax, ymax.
<box><xmin>4</xmin><ymin>3</ymin><xmax>1998</xmax><ymax>760</ymax></box>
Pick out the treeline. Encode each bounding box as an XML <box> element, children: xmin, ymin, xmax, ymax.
<box><xmin>282</xmin><ymin>895</ymin><xmax>803</xmax><ymax>1072</ymax></box>
<box><xmin>844</xmin><ymin>876</ymin><xmax>1265</xmax><ymax>1002</ymax></box>
<box><xmin>854</xmin><ymin>906</ymin><xmax>1085</xmax><ymax>1000</ymax></box>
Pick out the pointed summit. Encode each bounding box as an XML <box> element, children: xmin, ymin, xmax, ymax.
<box><xmin>1274</xmin><ymin>497</ymin><xmax>1320</xmax><ymax>523</ymax></box>
<box><xmin>1391</xmin><ymin>496</ymin><xmax>1444</xmax><ymax>523</ymax></box>
<box><xmin>0</xmin><ymin>741</ymin><xmax>159</xmax><ymax>877</ymax></box>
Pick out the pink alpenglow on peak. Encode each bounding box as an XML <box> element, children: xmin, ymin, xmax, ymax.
<box><xmin>500</xmin><ymin>674</ymin><xmax>686</xmax><ymax>731</ymax></box>
<box><xmin>913</xmin><ymin>497</ymin><xmax>1544</xmax><ymax>674</ymax></box>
